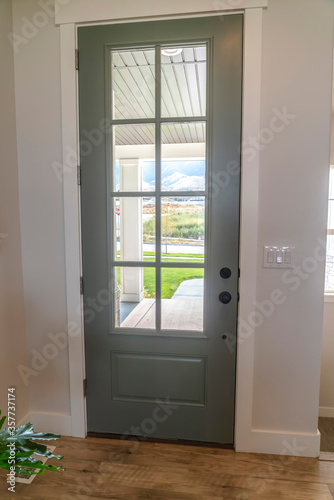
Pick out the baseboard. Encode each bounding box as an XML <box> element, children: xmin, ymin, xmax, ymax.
<box><xmin>27</xmin><ymin>412</ymin><xmax>72</xmax><ymax>436</ymax></box>
<box><xmin>236</xmin><ymin>429</ymin><xmax>321</xmax><ymax>458</ymax></box>
<box><xmin>319</xmin><ymin>407</ymin><xmax>334</xmax><ymax>418</ymax></box>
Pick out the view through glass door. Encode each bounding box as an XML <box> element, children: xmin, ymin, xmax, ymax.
<box><xmin>111</xmin><ymin>43</ymin><xmax>207</xmax><ymax>333</ymax></box>
<box><xmin>79</xmin><ymin>15</ymin><xmax>243</xmax><ymax>444</ymax></box>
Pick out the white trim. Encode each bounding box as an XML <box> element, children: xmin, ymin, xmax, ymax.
<box><xmin>60</xmin><ymin>23</ymin><xmax>86</xmax><ymax>439</ymax></box>
<box><xmin>239</xmin><ymin>429</ymin><xmax>321</xmax><ymax>458</ymax></box>
<box><xmin>66</xmin><ymin>11</ymin><xmax>245</xmax><ymax>29</ymax></box>
<box><xmin>55</xmin><ymin>0</ymin><xmax>268</xmax><ymax>25</ymax></box>
<box><xmin>234</xmin><ymin>7</ymin><xmax>262</xmax><ymax>454</ymax></box>
<box><xmin>29</xmin><ymin>412</ymin><xmax>72</xmax><ymax>436</ymax></box>
<box><xmin>319</xmin><ymin>406</ymin><xmax>334</xmax><ymax>418</ymax></box>
<box><xmin>324</xmin><ymin>293</ymin><xmax>334</xmax><ymax>303</ymax></box>
<box><xmin>319</xmin><ymin>452</ymin><xmax>334</xmax><ymax>461</ymax></box>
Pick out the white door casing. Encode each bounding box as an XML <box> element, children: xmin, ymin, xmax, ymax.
<box><xmin>58</xmin><ymin>0</ymin><xmax>263</xmax><ymax>447</ymax></box>
<box><xmin>57</xmin><ymin>0</ymin><xmax>320</xmax><ymax>457</ymax></box>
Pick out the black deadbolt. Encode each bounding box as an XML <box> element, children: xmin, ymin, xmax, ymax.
<box><xmin>220</xmin><ymin>267</ymin><xmax>232</xmax><ymax>279</ymax></box>
<box><xmin>219</xmin><ymin>292</ymin><xmax>232</xmax><ymax>304</ymax></box>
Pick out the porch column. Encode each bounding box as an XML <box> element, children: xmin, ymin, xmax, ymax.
<box><xmin>119</xmin><ymin>158</ymin><xmax>144</xmax><ymax>302</ymax></box>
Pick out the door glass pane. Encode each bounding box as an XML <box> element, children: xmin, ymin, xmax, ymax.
<box><xmin>161</xmin><ymin>268</ymin><xmax>204</xmax><ymax>331</ymax></box>
<box><xmin>113</xmin><ymin>124</ymin><xmax>155</xmax><ymax>192</ymax></box>
<box><xmin>114</xmin><ymin>197</ymin><xmax>156</xmax><ymax>262</ymax></box>
<box><xmin>326</xmin><ymin>235</ymin><xmax>334</xmax><ymax>292</ymax></box>
<box><xmin>161</xmin><ymin>44</ymin><xmax>207</xmax><ymax>118</ymax></box>
<box><xmin>111</xmin><ymin>48</ymin><xmax>155</xmax><ymax>120</ymax></box>
<box><xmin>114</xmin><ymin>267</ymin><xmax>156</xmax><ymax>329</ymax></box>
<box><xmin>161</xmin><ymin>122</ymin><xmax>206</xmax><ymax>191</ymax></box>
<box><xmin>161</xmin><ymin>197</ymin><xmax>205</xmax><ymax>263</ymax></box>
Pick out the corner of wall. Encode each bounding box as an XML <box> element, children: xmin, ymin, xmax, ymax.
<box><xmin>0</xmin><ymin>0</ymin><xmax>30</xmax><ymax>424</ymax></box>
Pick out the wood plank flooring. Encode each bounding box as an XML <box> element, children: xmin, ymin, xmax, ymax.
<box><xmin>1</xmin><ymin>436</ymin><xmax>334</xmax><ymax>499</ymax></box>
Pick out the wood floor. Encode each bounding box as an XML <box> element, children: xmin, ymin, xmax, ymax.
<box><xmin>1</xmin><ymin>436</ymin><xmax>334</xmax><ymax>499</ymax></box>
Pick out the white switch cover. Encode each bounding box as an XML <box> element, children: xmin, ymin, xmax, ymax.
<box><xmin>264</xmin><ymin>246</ymin><xmax>295</xmax><ymax>269</ymax></box>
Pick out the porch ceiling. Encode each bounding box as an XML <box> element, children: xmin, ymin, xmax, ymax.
<box><xmin>112</xmin><ymin>47</ymin><xmax>207</xmax><ymax>145</ymax></box>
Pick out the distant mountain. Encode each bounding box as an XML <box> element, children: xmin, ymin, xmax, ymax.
<box><xmin>162</xmin><ymin>160</ymin><xmax>205</xmax><ymax>179</ymax></box>
<box><xmin>115</xmin><ymin>159</ymin><xmax>205</xmax><ymax>192</ymax></box>
<box><xmin>162</xmin><ymin>171</ymin><xmax>205</xmax><ymax>191</ymax></box>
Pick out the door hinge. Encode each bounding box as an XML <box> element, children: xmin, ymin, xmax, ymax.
<box><xmin>77</xmin><ymin>165</ymin><xmax>81</xmax><ymax>186</ymax></box>
<box><xmin>238</xmin><ymin>268</ymin><xmax>240</xmax><ymax>278</ymax></box>
<box><xmin>83</xmin><ymin>379</ymin><xmax>87</xmax><ymax>398</ymax></box>
<box><xmin>80</xmin><ymin>276</ymin><xmax>84</xmax><ymax>295</ymax></box>
<box><xmin>75</xmin><ymin>49</ymin><xmax>79</xmax><ymax>70</ymax></box>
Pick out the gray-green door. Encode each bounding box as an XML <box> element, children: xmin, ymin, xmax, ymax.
<box><xmin>79</xmin><ymin>15</ymin><xmax>242</xmax><ymax>444</ymax></box>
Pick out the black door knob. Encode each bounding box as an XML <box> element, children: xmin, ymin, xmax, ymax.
<box><xmin>220</xmin><ymin>267</ymin><xmax>232</xmax><ymax>279</ymax></box>
<box><xmin>219</xmin><ymin>292</ymin><xmax>232</xmax><ymax>304</ymax></box>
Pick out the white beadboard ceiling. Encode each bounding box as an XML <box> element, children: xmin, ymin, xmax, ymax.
<box><xmin>112</xmin><ymin>46</ymin><xmax>207</xmax><ymax>146</ymax></box>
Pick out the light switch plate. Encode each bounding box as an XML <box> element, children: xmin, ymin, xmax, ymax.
<box><xmin>264</xmin><ymin>246</ymin><xmax>295</xmax><ymax>269</ymax></box>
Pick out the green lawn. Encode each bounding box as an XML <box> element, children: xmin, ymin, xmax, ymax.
<box><xmin>142</xmin><ymin>267</ymin><xmax>204</xmax><ymax>299</ymax></box>
<box><xmin>116</xmin><ymin>255</ymin><xmax>204</xmax><ymax>299</ymax></box>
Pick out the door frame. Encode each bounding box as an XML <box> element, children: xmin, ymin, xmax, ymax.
<box><xmin>57</xmin><ymin>3</ymin><xmax>265</xmax><ymax>451</ymax></box>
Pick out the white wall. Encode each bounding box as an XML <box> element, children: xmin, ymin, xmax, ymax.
<box><xmin>252</xmin><ymin>0</ymin><xmax>333</xmax><ymax>435</ymax></box>
<box><xmin>10</xmin><ymin>0</ymin><xmax>334</xmax><ymax>450</ymax></box>
<box><xmin>0</xmin><ymin>0</ymin><xmax>29</xmax><ymax>423</ymax></box>
<box><xmin>12</xmin><ymin>0</ymin><xmax>70</xmax><ymax>418</ymax></box>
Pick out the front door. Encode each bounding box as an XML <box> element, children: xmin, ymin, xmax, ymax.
<box><xmin>79</xmin><ymin>14</ymin><xmax>243</xmax><ymax>444</ymax></box>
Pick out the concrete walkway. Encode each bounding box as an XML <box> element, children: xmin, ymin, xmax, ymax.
<box><xmin>171</xmin><ymin>278</ymin><xmax>204</xmax><ymax>299</ymax></box>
